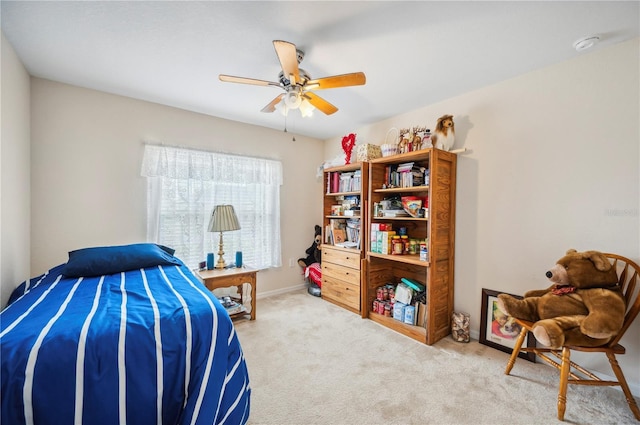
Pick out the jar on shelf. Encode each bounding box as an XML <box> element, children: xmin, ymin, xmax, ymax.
<box><xmin>409</xmin><ymin>239</ymin><xmax>418</xmax><ymax>254</ymax></box>
<box><xmin>392</xmin><ymin>236</ymin><xmax>404</xmax><ymax>255</ymax></box>
<box><xmin>401</xmin><ymin>235</ymin><xmax>410</xmax><ymax>254</ymax></box>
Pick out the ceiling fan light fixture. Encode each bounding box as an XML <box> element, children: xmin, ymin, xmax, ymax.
<box><xmin>299</xmin><ymin>98</ymin><xmax>314</xmax><ymax>117</ymax></box>
<box><xmin>284</xmin><ymin>90</ymin><xmax>302</xmax><ymax>109</ymax></box>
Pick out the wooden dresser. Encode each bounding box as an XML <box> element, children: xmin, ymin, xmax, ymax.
<box><xmin>321</xmin><ymin>161</ymin><xmax>368</xmax><ymax>316</ymax></box>
<box><xmin>321</xmin><ymin>244</ymin><xmax>362</xmax><ymax>314</ymax></box>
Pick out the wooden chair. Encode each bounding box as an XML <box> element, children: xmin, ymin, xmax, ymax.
<box><xmin>504</xmin><ymin>253</ymin><xmax>640</xmax><ymax>421</ymax></box>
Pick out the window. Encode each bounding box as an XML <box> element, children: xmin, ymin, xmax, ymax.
<box><xmin>141</xmin><ymin>144</ymin><xmax>283</xmax><ymax>269</ymax></box>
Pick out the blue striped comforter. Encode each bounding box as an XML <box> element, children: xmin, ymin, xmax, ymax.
<box><xmin>1</xmin><ymin>263</ymin><xmax>250</xmax><ymax>425</ymax></box>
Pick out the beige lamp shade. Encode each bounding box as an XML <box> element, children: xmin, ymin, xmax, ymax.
<box><xmin>208</xmin><ymin>205</ymin><xmax>241</xmax><ymax>233</ymax></box>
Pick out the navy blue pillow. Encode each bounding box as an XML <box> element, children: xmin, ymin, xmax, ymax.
<box><xmin>61</xmin><ymin>243</ymin><xmax>182</xmax><ymax>277</ymax></box>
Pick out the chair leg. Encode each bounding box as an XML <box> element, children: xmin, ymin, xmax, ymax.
<box><xmin>557</xmin><ymin>346</ymin><xmax>571</xmax><ymax>421</ymax></box>
<box><xmin>606</xmin><ymin>352</ymin><xmax>640</xmax><ymax>420</ymax></box>
<box><xmin>505</xmin><ymin>326</ymin><xmax>528</xmax><ymax>375</ymax></box>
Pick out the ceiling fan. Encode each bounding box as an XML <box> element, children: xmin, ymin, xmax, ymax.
<box><xmin>219</xmin><ymin>40</ymin><xmax>366</xmax><ymax>117</ymax></box>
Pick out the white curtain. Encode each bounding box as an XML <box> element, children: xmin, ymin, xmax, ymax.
<box><xmin>141</xmin><ymin>144</ymin><xmax>283</xmax><ymax>269</ymax></box>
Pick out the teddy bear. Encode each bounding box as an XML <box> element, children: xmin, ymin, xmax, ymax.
<box><xmin>497</xmin><ymin>249</ymin><xmax>625</xmax><ymax>349</ymax></box>
<box><xmin>298</xmin><ymin>225</ymin><xmax>322</xmax><ymax>268</ymax></box>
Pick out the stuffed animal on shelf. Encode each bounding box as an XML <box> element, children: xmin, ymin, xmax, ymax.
<box><xmin>497</xmin><ymin>249</ymin><xmax>625</xmax><ymax>349</ymax></box>
<box><xmin>298</xmin><ymin>225</ymin><xmax>322</xmax><ymax>268</ymax></box>
<box><xmin>431</xmin><ymin>114</ymin><xmax>455</xmax><ymax>151</ymax></box>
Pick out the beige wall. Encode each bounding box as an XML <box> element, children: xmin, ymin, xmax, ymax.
<box><xmin>30</xmin><ymin>78</ymin><xmax>324</xmax><ymax>295</ymax></box>
<box><xmin>0</xmin><ymin>32</ymin><xmax>31</xmax><ymax>308</ymax></box>
<box><xmin>325</xmin><ymin>38</ymin><xmax>640</xmax><ymax>394</ymax></box>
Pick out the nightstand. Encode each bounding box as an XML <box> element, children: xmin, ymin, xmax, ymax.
<box><xmin>196</xmin><ymin>267</ymin><xmax>258</xmax><ymax>320</ymax></box>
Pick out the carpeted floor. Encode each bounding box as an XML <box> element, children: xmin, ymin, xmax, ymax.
<box><xmin>234</xmin><ymin>290</ymin><xmax>639</xmax><ymax>425</ymax></box>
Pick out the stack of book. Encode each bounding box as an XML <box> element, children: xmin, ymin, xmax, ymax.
<box><xmin>384</xmin><ymin>162</ymin><xmax>428</xmax><ymax>188</ymax></box>
<box><xmin>380</xmin><ymin>209</ymin><xmax>409</xmax><ymax>217</ymax></box>
<box><xmin>326</xmin><ymin>170</ymin><xmax>362</xmax><ymax>193</ymax></box>
<box><xmin>218</xmin><ymin>296</ymin><xmax>246</xmax><ymax>316</ymax></box>
<box><xmin>326</xmin><ymin>218</ymin><xmax>361</xmax><ymax>248</ymax></box>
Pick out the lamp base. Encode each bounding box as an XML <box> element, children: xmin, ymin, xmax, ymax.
<box><xmin>216</xmin><ymin>231</ymin><xmax>227</xmax><ymax>269</ymax></box>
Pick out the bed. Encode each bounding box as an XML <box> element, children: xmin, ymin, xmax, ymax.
<box><xmin>0</xmin><ymin>243</ymin><xmax>251</xmax><ymax>425</ymax></box>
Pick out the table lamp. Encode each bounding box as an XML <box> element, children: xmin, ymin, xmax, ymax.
<box><xmin>208</xmin><ymin>205</ymin><xmax>241</xmax><ymax>269</ymax></box>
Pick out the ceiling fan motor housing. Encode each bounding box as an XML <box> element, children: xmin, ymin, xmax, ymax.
<box><xmin>278</xmin><ymin>69</ymin><xmax>310</xmax><ymax>88</ymax></box>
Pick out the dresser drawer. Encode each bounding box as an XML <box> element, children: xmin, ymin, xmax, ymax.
<box><xmin>321</xmin><ymin>246</ymin><xmax>361</xmax><ymax>269</ymax></box>
<box><xmin>322</xmin><ymin>277</ymin><xmax>360</xmax><ymax>311</ymax></box>
<box><xmin>322</xmin><ymin>261</ymin><xmax>360</xmax><ymax>286</ymax></box>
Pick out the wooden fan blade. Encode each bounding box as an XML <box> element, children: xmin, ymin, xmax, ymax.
<box><xmin>261</xmin><ymin>94</ymin><xmax>284</xmax><ymax>113</ymax></box>
<box><xmin>303</xmin><ymin>92</ymin><xmax>338</xmax><ymax>115</ymax></box>
<box><xmin>273</xmin><ymin>40</ymin><xmax>300</xmax><ymax>85</ymax></box>
<box><xmin>219</xmin><ymin>74</ymin><xmax>280</xmax><ymax>87</ymax></box>
<box><xmin>306</xmin><ymin>72</ymin><xmax>366</xmax><ymax>90</ymax></box>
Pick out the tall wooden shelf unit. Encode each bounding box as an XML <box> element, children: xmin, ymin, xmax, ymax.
<box><xmin>366</xmin><ymin>149</ymin><xmax>457</xmax><ymax>345</ymax></box>
<box><xmin>321</xmin><ymin>162</ymin><xmax>368</xmax><ymax>316</ymax></box>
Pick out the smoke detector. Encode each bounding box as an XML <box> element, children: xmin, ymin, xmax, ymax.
<box><xmin>573</xmin><ymin>36</ymin><xmax>600</xmax><ymax>52</ymax></box>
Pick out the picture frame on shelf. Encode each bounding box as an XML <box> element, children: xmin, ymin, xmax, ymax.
<box><xmin>479</xmin><ymin>288</ymin><xmax>536</xmax><ymax>362</ymax></box>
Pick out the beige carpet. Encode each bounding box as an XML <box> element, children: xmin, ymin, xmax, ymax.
<box><xmin>234</xmin><ymin>290</ymin><xmax>639</xmax><ymax>425</ymax></box>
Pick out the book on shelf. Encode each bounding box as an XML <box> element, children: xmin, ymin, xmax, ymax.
<box><xmin>383</xmin><ymin>163</ymin><xmax>428</xmax><ymax>188</ymax></box>
<box><xmin>381</xmin><ymin>209</ymin><xmax>410</xmax><ymax>217</ymax></box>
<box><xmin>218</xmin><ymin>296</ymin><xmax>246</xmax><ymax>316</ymax></box>
<box><xmin>327</xmin><ymin>218</ymin><xmax>348</xmax><ymax>245</ymax></box>
<box><xmin>339</xmin><ymin>172</ymin><xmax>353</xmax><ymax>193</ymax></box>
<box><xmin>396</xmin><ymin>162</ymin><xmax>414</xmax><ymax>173</ymax></box>
<box><xmin>416</xmin><ymin>301</ymin><xmax>427</xmax><ymax>328</ymax></box>
<box><xmin>327</xmin><ymin>169</ymin><xmax>362</xmax><ymax>194</ymax></box>
<box><xmin>343</xmin><ymin>208</ymin><xmax>360</xmax><ymax>217</ymax></box>
<box><xmin>333</xmin><ymin>228</ymin><xmax>347</xmax><ymax>243</ymax></box>
<box><xmin>345</xmin><ymin>218</ymin><xmax>361</xmax><ymax>246</ymax></box>
<box><xmin>343</xmin><ymin>195</ymin><xmax>360</xmax><ymax>209</ymax></box>
<box><xmin>335</xmin><ymin>241</ymin><xmax>358</xmax><ymax>248</ymax></box>
<box><xmin>327</xmin><ymin>172</ymin><xmax>340</xmax><ymax>193</ymax></box>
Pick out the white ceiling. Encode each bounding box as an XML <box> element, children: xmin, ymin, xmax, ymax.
<box><xmin>2</xmin><ymin>1</ymin><xmax>638</xmax><ymax>140</ymax></box>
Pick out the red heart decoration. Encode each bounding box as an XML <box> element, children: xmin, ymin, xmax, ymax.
<box><xmin>342</xmin><ymin>133</ymin><xmax>356</xmax><ymax>164</ymax></box>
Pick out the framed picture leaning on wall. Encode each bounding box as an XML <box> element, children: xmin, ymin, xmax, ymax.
<box><xmin>479</xmin><ymin>288</ymin><xmax>536</xmax><ymax>362</ymax></box>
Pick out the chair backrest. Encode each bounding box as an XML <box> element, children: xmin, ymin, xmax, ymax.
<box><xmin>604</xmin><ymin>253</ymin><xmax>640</xmax><ymax>347</ymax></box>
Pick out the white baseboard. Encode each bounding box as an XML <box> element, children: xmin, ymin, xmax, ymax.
<box><xmin>255</xmin><ymin>283</ymin><xmax>307</xmax><ymax>300</ymax></box>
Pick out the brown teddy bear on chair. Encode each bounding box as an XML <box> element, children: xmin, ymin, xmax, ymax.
<box><xmin>497</xmin><ymin>249</ymin><xmax>625</xmax><ymax>349</ymax></box>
